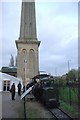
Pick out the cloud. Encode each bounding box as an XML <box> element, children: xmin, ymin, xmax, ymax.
<box><xmin>37</xmin><ymin>2</ymin><xmax>78</xmax><ymax>75</ymax></box>
<box><xmin>1</xmin><ymin>2</ymin><xmax>21</xmax><ymax>66</ymax></box>
<box><xmin>0</xmin><ymin>1</ymin><xmax>78</xmax><ymax>76</ymax></box>
<box><xmin>1</xmin><ymin>0</ymin><xmax>79</xmax><ymax>2</ymax></box>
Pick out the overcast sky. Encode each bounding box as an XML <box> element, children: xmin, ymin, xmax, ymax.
<box><xmin>0</xmin><ymin>0</ymin><xmax>78</xmax><ymax>76</ymax></box>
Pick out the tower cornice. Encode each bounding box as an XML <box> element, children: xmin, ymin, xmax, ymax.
<box><xmin>15</xmin><ymin>39</ymin><xmax>41</xmax><ymax>49</ymax></box>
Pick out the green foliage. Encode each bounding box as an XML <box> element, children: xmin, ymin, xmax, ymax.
<box><xmin>59</xmin><ymin>85</ymin><xmax>79</xmax><ymax>118</ymax></box>
<box><xmin>59</xmin><ymin>87</ymin><xmax>69</xmax><ymax>101</ymax></box>
<box><xmin>55</xmin><ymin>77</ymin><xmax>64</xmax><ymax>85</ymax></box>
<box><xmin>59</xmin><ymin>87</ymin><xmax>78</xmax><ymax>104</ymax></box>
<box><xmin>60</xmin><ymin>101</ymin><xmax>75</xmax><ymax>112</ymax></box>
<box><xmin>66</xmin><ymin>69</ymin><xmax>78</xmax><ymax>83</ymax></box>
<box><xmin>78</xmin><ymin>68</ymin><xmax>80</xmax><ymax>80</ymax></box>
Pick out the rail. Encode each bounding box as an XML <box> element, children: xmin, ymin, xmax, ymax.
<box><xmin>48</xmin><ymin>108</ymin><xmax>73</xmax><ymax>120</ymax></box>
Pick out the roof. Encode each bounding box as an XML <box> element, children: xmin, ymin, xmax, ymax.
<box><xmin>0</xmin><ymin>72</ymin><xmax>23</xmax><ymax>92</ymax></box>
<box><xmin>32</xmin><ymin>74</ymin><xmax>53</xmax><ymax>80</ymax></box>
<box><xmin>0</xmin><ymin>72</ymin><xmax>22</xmax><ymax>82</ymax></box>
<box><xmin>1</xmin><ymin>67</ymin><xmax>17</xmax><ymax>73</ymax></box>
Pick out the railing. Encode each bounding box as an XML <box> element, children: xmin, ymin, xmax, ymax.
<box><xmin>59</xmin><ymin>83</ymin><xmax>79</xmax><ymax>118</ymax></box>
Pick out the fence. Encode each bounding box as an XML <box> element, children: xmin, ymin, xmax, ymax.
<box><xmin>59</xmin><ymin>83</ymin><xmax>79</xmax><ymax>118</ymax></box>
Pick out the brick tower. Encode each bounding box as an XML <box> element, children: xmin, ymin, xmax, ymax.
<box><xmin>15</xmin><ymin>0</ymin><xmax>40</xmax><ymax>85</ymax></box>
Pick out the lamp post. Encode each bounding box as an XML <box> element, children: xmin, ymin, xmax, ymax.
<box><xmin>67</xmin><ymin>60</ymin><xmax>71</xmax><ymax>72</ymax></box>
<box><xmin>55</xmin><ymin>67</ymin><xmax>57</xmax><ymax>76</ymax></box>
<box><xmin>24</xmin><ymin>59</ymin><xmax>27</xmax><ymax>91</ymax></box>
<box><xmin>23</xmin><ymin>59</ymin><xmax>27</xmax><ymax>119</ymax></box>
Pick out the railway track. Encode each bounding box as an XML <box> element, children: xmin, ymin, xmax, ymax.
<box><xmin>48</xmin><ymin>108</ymin><xmax>73</xmax><ymax>120</ymax></box>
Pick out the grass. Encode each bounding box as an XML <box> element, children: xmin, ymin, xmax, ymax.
<box><xmin>60</xmin><ymin>100</ymin><xmax>79</xmax><ymax>118</ymax></box>
<box><xmin>16</xmin><ymin>100</ymin><xmax>40</xmax><ymax>118</ymax></box>
<box><xmin>25</xmin><ymin>101</ymin><xmax>43</xmax><ymax>118</ymax></box>
<box><xmin>26</xmin><ymin>106</ymin><xmax>40</xmax><ymax>118</ymax></box>
<box><xmin>59</xmin><ymin>87</ymin><xmax>78</xmax><ymax>103</ymax></box>
<box><xmin>59</xmin><ymin>87</ymin><xmax>79</xmax><ymax>118</ymax></box>
<box><xmin>16</xmin><ymin>101</ymin><xmax>24</xmax><ymax>118</ymax></box>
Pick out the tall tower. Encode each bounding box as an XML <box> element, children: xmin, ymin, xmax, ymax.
<box><xmin>15</xmin><ymin>0</ymin><xmax>40</xmax><ymax>84</ymax></box>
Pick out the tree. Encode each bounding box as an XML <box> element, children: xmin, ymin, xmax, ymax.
<box><xmin>66</xmin><ymin>69</ymin><xmax>77</xmax><ymax>83</ymax></box>
<box><xmin>15</xmin><ymin>56</ymin><xmax>17</xmax><ymax>67</ymax></box>
<box><xmin>78</xmin><ymin>67</ymin><xmax>80</xmax><ymax>113</ymax></box>
<box><xmin>9</xmin><ymin>54</ymin><xmax>14</xmax><ymax>67</ymax></box>
<box><xmin>78</xmin><ymin>67</ymin><xmax>80</xmax><ymax>80</ymax></box>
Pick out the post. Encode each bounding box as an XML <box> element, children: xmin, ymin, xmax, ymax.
<box><xmin>55</xmin><ymin>67</ymin><xmax>57</xmax><ymax>76</ymax></box>
<box><xmin>78</xmin><ymin>2</ymin><xmax>80</xmax><ymax>119</ymax></box>
<box><xmin>24</xmin><ymin>59</ymin><xmax>27</xmax><ymax>91</ymax></box>
<box><xmin>67</xmin><ymin>60</ymin><xmax>71</xmax><ymax>105</ymax></box>
<box><xmin>67</xmin><ymin>60</ymin><xmax>71</xmax><ymax>72</ymax></box>
<box><xmin>69</xmin><ymin>83</ymin><xmax>71</xmax><ymax>105</ymax></box>
<box><xmin>24</xmin><ymin>96</ymin><xmax>26</xmax><ymax>120</ymax></box>
<box><xmin>23</xmin><ymin>59</ymin><xmax>27</xmax><ymax>119</ymax></box>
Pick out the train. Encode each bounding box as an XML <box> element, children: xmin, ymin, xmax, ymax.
<box><xmin>26</xmin><ymin>73</ymin><xmax>60</xmax><ymax>108</ymax></box>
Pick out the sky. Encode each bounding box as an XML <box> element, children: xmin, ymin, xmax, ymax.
<box><xmin>0</xmin><ymin>0</ymin><xmax>78</xmax><ymax>76</ymax></box>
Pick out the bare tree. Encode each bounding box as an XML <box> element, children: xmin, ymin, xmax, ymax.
<box><xmin>15</xmin><ymin>56</ymin><xmax>17</xmax><ymax>67</ymax></box>
<box><xmin>9</xmin><ymin>54</ymin><xmax>14</xmax><ymax>67</ymax></box>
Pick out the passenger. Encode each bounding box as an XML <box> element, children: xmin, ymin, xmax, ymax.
<box><xmin>17</xmin><ymin>82</ymin><xmax>22</xmax><ymax>96</ymax></box>
<box><xmin>23</xmin><ymin>85</ymin><xmax>26</xmax><ymax>93</ymax></box>
<box><xmin>10</xmin><ymin>83</ymin><xmax>15</xmax><ymax>100</ymax></box>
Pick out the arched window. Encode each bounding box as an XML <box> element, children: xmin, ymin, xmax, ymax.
<box><xmin>22</xmin><ymin>48</ymin><xmax>27</xmax><ymax>54</ymax></box>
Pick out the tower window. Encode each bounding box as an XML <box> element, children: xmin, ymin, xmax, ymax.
<box><xmin>30</xmin><ymin>49</ymin><xmax>34</xmax><ymax>53</ymax></box>
<box><xmin>22</xmin><ymin>48</ymin><xmax>27</xmax><ymax>53</ymax></box>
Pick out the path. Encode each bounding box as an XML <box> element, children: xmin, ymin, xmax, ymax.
<box><xmin>1</xmin><ymin>92</ymin><xmax>52</xmax><ymax>119</ymax></box>
<box><xmin>2</xmin><ymin>92</ymin><xmax>24</xmax><ymax>119</ymax></box>
<box><xmin>0</xmin><ymin>92</ymin><xmax>2</xmax><ymax>120</ymax></box>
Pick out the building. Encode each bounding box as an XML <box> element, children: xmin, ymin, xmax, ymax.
<box><xmin>1</xmin><ymin>67</ymin><xmax>17</xmax><ymax>77</ymax></box>
<box><xmin>0</xmin><ymin>72</ymin><xmax>22</xmax><ymax>92</ymax></box>
<box><xmin>15</xmin><ymin>0</ymin><xmax>40</xmax><ymax>85</ymax></box>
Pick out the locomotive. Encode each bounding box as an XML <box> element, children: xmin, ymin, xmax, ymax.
<box><xmin>32</xmin><ymin>75</ymin><xmax>59</xmax><ymax>108</ymax></box>
<box><xmin>26</xmin><ymin>74</ymin><xmax>60</xmax><ymax>108</ymax></box>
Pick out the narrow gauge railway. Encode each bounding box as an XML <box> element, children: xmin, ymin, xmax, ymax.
<box><xmin>25</xmin><ymin>73</ymin><xmax>73</xmax><ymax>119</ymax></box>
<box><xmin>48</xmin><ymin>108</ymin><xmax>73</xmax><ymax>120</ymax></box>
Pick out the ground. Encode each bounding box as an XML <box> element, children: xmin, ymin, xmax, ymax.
<box><xmin>1</xmin><ymin>92</ymin><xmax>52</xmax><ymax>119</ymax></box>
<box><xmin>25</xmin><ymin>99</ymin><xmax>52</xmax><ymax>118</ymax></box>
<box><xmin>0</xmin><ymin>93</ymin><xmax>2</xmax><ymax>119</ymax></box>
<box><xmin>2</xmin><ymin>92</ymin><xmax>24</xmax><ymax>118</ymax></box>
